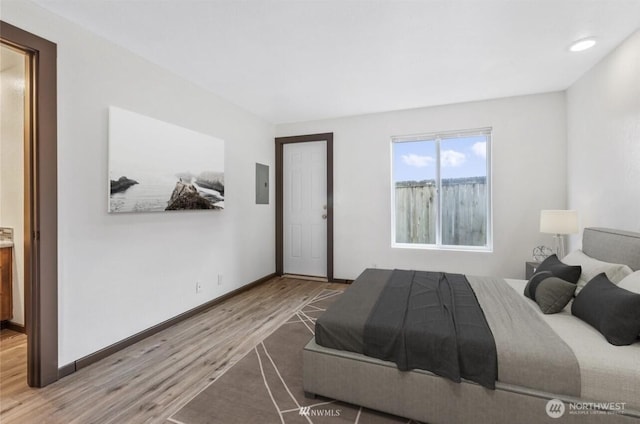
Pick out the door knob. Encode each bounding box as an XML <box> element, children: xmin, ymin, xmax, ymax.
<box><xmin>322</xmin><ymin>214</ymin><xmax>327</xmax><ymax>219</ymax></box>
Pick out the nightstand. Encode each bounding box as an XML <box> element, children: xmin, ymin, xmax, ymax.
<box><xmin>525</xmin><ymin>261</ymin><xmax>540</xmax><ymax>280</ymax></box>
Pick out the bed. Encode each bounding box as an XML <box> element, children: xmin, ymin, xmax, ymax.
<box><xmin>303</xmin><ymin>227</ymin><xmax>640</xmax><ymax>423</ymax></box>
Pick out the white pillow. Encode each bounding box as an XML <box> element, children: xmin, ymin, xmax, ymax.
<box><xmin>562</xmin><ymin>249</ymin><xmax>633</xmax><ymax>294</ymax></box>
<box><xmin>618</xmin><ymin>271</ymin><xmax>640</xmax><ymax>294</ymax></box>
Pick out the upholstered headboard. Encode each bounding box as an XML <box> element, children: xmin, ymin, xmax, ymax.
<box><xmin>582</xmin><ymin>227</ymin><xmax>640</xmax><ymax>271</ymax></box>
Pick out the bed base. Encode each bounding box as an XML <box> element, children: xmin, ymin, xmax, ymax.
<box><xmin>304</xmin><ymin>340</ymin><xmax>639</xmax><ymax>424</ymax></box>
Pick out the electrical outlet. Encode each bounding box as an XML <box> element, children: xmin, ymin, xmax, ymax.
<box><xmin>196</xmin><ymin>281</ymin><xmax>202</xmax><ymax>293</ymax></box>
<box><xmin>217</xmin><ymin>274</ymin><xmax>223</xmax><ymax>286</ymax></box>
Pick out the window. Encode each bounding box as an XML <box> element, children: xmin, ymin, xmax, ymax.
<box><xmin>391</xmin><ymin>128</ymin><xmax>491</xmax><ymax>250</ymax></box>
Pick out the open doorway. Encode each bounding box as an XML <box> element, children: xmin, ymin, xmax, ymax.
<box><xmin>0</xmin><ymin>41</ymin><xmax>29</xmax><ymax>394</ymax></box>
<box><xmin>0</xmin><ymin>21</ymin><xmax>58</xmax><ymax>388</ymax></box>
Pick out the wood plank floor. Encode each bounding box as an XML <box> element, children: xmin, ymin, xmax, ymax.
<box><xmin>0</xmin><ymin>277</ymin><xmax>345</xmax><ymax>424</ymax></box>
<box><xmin>0</xmin><ymin>329</ymin><xmax>27</xmax><ymax>402</ymax></box>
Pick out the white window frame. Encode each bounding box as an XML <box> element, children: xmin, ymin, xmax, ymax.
<box><xmin>390</xmin><ymin>127</ymin><xmax>493</xmax><ymax>252</ymax></box>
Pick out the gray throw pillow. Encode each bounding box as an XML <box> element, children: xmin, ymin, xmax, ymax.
<box><xmin>534</xmin><ymin>277</ymin><xmax>576</xmax><ymax>314</ymax></box>
<box><xmin>572</xmin><ymin>273</ymin><xmax>640</xmax><ymax>345</ymax></box>
<box><xmin>536</xmin><ymin>254</ymin><xmax>582</xmax><ymax>284</ymax></box>
<box><xmin>524</xmin><ymin>271</ymin><xmax>554</xmax><ymax>300</ymax></box>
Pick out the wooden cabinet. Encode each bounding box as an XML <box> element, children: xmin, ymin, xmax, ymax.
<box><xmin>0</xmin><ymin>247</ymin><xmax>12</xmax><ymax>322</ymax></box>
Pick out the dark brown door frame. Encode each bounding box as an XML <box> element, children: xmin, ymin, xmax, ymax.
<box><xmin>1</xmin><ymin>21</ymin><xmax>58</xmax><ymax>387</ymax></box>
<box><xmin>275</xmin><ymin>133</ymin><xmax>334</xmax><ymax>281</ymax></box>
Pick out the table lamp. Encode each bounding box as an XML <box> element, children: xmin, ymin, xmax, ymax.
<box><xmin>540</xmin><ymin>210</ymin><xmax>578</xmax><ymax>259</ymax></box>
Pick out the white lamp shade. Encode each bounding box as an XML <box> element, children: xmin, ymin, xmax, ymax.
<box><xmin>540</xmin><ymin>210</ymin><xmax>578</xmax><ymax>234</ymax></box>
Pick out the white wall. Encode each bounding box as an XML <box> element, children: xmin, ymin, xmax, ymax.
<box><xmin>0</xmin><ymin>46</ymin><xmax>26</xmax><ymax>326</ymax></box>
<box><xmin>567</xmin><ymin>30</ymin><xmax>640</xmax><ymax>248</ymax></box>
<box><xmin>277</xmin><ymin>92</ymin><xmax>567</xmax><ymax>280</ymax></box>
<box><xmin>2</xmin><ymin>0</ymin><xmax>275</xmax><ymax>366</ymax></box>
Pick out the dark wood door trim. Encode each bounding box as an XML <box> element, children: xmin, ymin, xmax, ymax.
<box><xmin>275</xmin><ymin>133</ymin><xmax>334</xmax><ymax>282</ymax></box>
<box><xmin>1</xmin><ymin>21</ymin><xmax>58</xmax><ymax>388</ymax></box>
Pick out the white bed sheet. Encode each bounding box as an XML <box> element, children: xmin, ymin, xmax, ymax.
<box><xmin>505</xmin><ymin>278</ymin><xmax>640</xmax><ymax>411</ymax></box>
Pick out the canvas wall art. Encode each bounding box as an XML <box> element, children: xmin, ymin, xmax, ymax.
<box><xmin>108</xmin><ymin>106</ymin><xmax>225</xmax><ymax>213</ymax></box>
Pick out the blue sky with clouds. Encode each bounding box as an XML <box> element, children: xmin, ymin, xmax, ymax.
<box><xmin>393</xmin><ymin>135</ymin><xmax>488</xmax><ymax>182</ymax></box>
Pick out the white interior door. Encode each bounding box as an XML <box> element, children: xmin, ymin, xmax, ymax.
<box><xmin>284</xmin><ymin>141</ymin><xmax>327</xmax><ymax>277</ymax></box>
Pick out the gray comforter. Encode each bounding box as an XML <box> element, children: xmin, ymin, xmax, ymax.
<box><xmin>315</xmin><ymin>268</ymin><xmax>581</xmax><ymax>396</ymax></box>
<box><xmin>362</xmin><ymin>270</ymin><xmax>497</xmax><ymax>389</ymax></box>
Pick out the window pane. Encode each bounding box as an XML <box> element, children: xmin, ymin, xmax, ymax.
<box><xmin>393</xmin><ymin>140</ymin><xmax>437</xmax><ymax>244</ymax></box>
<box><xmin>440</xmin><ymin>135</ymin><xmax>488</xmax><ymax>246</ymax></box>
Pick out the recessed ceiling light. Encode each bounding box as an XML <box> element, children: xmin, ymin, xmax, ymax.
<box><xmin>569</xmin><ymin>38</ymin><xmax>596</xmax><ymax>52</ymax></box>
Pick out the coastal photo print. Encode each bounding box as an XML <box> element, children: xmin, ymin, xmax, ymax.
<box><xmin>108</xmin><ymin>106</ymin><xmax>225</xmax><ymax>213</ymax></box>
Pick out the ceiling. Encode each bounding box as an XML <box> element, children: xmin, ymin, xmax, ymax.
<box><xmin>32</xmin><ymin>0</ymin><xmax>640</xmax><ymax>124</ymax></box>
